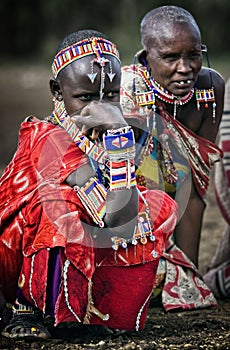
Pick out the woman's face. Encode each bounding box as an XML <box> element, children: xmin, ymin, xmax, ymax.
<box><xmin>55</xmin><ymin>55</ymin><xmax>121</xmax><ymax>116</ymax></box>
<box><xmin>145</xmin><ymin>22</ymin><xmax>203</xmax><ymax>97</ymax></box>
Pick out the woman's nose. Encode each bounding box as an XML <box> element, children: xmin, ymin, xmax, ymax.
<box><xmin>177</xmin><ymin>57</ymin><xmax>192</xmax><ymax>73</ymax></box>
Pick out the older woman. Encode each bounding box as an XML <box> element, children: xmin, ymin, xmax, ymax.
<box><xmin>121</xmin><ymin>5</ymin><xmax>225</xmax><ymax>311</ymax></box>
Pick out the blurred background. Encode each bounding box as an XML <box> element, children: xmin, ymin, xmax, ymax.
<box><xmin>0</xmin><ymin>0</ymin><xmax>229</xmax><ymax>168</ymax></box>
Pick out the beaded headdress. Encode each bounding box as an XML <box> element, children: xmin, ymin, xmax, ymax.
<box><xmin>52</xmin><ymin>37</ymin><xmax>120</xmax><ymax>78</ymax></box>
<box><xmin>52</xmin><ymin>37</ymin><xmax>120</xmax><ymax>101</ymax></box>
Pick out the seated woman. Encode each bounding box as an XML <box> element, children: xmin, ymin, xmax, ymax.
<box><xmin>0</xmin><ymin>29</ymin><xmax>177</xmax><ymax>339</ymax></box>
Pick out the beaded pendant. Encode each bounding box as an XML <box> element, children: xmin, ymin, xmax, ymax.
<box><xmin>195</xmin><ymin>87</ymin><xmax>216</xmax><ymax>123</ymax></box>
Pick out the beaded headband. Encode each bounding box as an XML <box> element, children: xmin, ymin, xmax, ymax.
<box><xmin>51</xmin><ymin>37</ymin><xmax>120</xmax><ymax>79</ymax></box>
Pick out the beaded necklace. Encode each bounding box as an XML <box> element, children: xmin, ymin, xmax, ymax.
<box><xmin>48</xmin><ymin>99</ymin><xmax>157</xmax><ymax>257</ymax></box>
<box><xmin>140</xmin><ymin>69</ymin><xmax>194</xmax><ymax>119</ymax></box>
<box><xmin>133</xmin><ymin>62</ymin><xmax>216</xmax><ymax>122</ymax></box>
<box><xmin>49</xmin><ymin>98</ymin><xmax>107</xmax><ymax>164</ymax></box>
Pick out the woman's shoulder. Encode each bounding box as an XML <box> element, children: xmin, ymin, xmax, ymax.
<box><xmin>197</xmin><ymin>67</ymin><xmax>225</xmax><ymax>90</ymax></box>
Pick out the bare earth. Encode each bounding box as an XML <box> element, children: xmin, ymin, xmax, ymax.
<box><xmin>0</xmin><ymin>65</ymin><xmax>229</xmax><ymax>349</ymax></box>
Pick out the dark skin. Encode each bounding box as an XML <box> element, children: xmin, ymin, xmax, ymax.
<box><xmin>0</xmin><ymin>52</ymin><xmax>139</xmax><ymax>337</ymax></box>
<box><xmin>50</xmin><ymin>55</ymin><xmax>138</xmax><ymax>239</ymax></box>
<box><xmin>134</xmin><ymin>21</ymin><xmax>225</xmax><ymax>266</ymax></box>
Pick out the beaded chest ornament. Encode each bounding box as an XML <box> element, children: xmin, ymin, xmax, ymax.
<box><xmin>50</xmin><ymin>38</ymin><xmax>157</xmax><ymax>253</ymax></box>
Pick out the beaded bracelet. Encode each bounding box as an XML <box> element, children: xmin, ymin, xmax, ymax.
<box><xmin>103</xmin><ymin>126</ymin><xmax>136</xmax><ymax>190</ymax></box>
<box><xmin>73</xmin><ymin>176</ymin><xmax>107</xmax><ymax>227</ymax></box>
<box><xmin>110</xmin><ymin>189</ymin><xmax>158</xmax><ymax>260</ymax></box>
<box><xmin>110</xmin><ymin>211</ymin><xmax>156</xmax><ymax>252</ymax></box>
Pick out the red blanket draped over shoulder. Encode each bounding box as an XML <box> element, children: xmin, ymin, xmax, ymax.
<box><xmin>0</xmin><ymin>117</ymin><xmax>89</xmax><ymax>301</ymax></box>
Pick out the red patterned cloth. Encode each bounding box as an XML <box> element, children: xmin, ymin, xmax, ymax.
<box><xmin>0</xmin><ymin>117</ymin><xmax>178</xmax><ymax>330</ymax></box>
<box><xmin>0</xmin><ymin>117</ymin><xmax>88</xmax><ymax>302</ymax></box>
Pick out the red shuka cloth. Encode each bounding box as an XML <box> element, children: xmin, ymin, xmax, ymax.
<box><xmin>0</xmin><ymin>117</ymin><xmax>177</xmax><ymax>330</ymax></box>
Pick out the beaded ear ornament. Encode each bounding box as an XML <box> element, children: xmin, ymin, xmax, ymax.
<box><xmin>195</xmin><ymin>44</ymin><xmax>216</xmax><ymax>123</ymax></box>
<box><xmin>132</xmin><ymin>44</ymin><xmax>216</xmax><ymax>122</ymax></box>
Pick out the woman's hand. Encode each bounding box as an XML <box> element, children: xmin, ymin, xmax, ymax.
<box><xmin>71</xmin><ymin>101</ymin><xmax>128</xmax><ymax>140</ymax></box>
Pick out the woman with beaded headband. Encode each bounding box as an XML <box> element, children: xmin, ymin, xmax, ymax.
<box><xmin>0</xmin><ymin>29</ymin><xmax>178</xmax><ymax>338</ymax></box>
<box><xmin>121</xmin><ymin>6</ymin><xmax>225</xmax><ymax>311</ymax></box>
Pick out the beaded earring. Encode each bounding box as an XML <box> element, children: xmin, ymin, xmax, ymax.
<box><xmin>132</xmin><ymin>54</ymin><xmax>157</xmax><ymax>128</ymax></box>
<box><xmin>195</xmin><ymin>44</ymin><xmax>216</xmax><ymax>123</ymax></box>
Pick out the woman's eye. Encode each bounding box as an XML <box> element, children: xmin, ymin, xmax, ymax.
<box><xmin>77</xmin><ymin>94</ymin><xmax>93</xmax><ymax>101</ymax></box>
<box><xmin>190</xmin><ymin>52</ymin><xmax>202</xmax><ymax>59</ymax></box>
<box><xmin>163</xmin><ymin>54</ymin><xmax>180</xmax><ymax>61</ymax></box>
<box><xmin>162</xmin><ymin>52</ymin><xmax>202</xmax><ymax>62</ymax></box>
<box><xmin>106</xmin><ymin>91</ymin><xmax>119</xmax><ymax>98</ymax></box>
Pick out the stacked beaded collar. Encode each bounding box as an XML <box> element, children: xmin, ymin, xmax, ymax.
<box><xmin>138</xmin><ymin>68</ymin><xmax>195</xmax><ymax>119</ymax></box>
<box><xmin>49</xmin><ymin>98</ymin><xmax>107</xmax><ymax>164</ymax></box>
<box><xmin>132</xmin><ymin>51</ymin><xmax>216</xmax><ymax>121</ymax></box>
<box><xmin>52</xmin><ymin>37</ymin><xmax>120</xmax><ymax>79</ymax></box>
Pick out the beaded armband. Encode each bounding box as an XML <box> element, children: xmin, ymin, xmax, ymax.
<box><xmin>103</xmin><ymin>126</ymin><xmax>136</xmax><ymax>191</ymax></box>
<box><xmin>73</xmin><ymin>177</ymin><xmax>107</xmax><ymax>227</ymax></box>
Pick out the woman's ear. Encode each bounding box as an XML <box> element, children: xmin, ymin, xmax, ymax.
<box><xmin>136</xmin><ymin>49</ymin><xmax>147</xmax><ymax>66</ymax></box>
<box><xmin>49</xmin><ymin>78</ymin><xmax>63</xmax><ymax>101</ymax></box>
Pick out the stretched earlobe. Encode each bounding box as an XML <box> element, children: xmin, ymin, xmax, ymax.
<box><xmin>136</xmin><ymin>49</ymin><xmax>147</xmax><ymax>66</ymax></box>
<box><xmin>137</xmin><ymin>50</ymin><xmax>151</xmax><ymax>75</ymax></box>
<box><xmin>49</xmin><ymin>78</ymin><xmax>63</xmax><ymax>101</ymax></box>
<box><xmin>201</xmin><ymin>44</ymin><xmax>207</xmax><ymax>53</ymax></box>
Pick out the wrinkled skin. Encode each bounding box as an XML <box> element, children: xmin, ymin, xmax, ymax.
<box><xmin>145</xmin><ymin>22</ymin><xmax>202</xmax><ymax>97</ymax></box>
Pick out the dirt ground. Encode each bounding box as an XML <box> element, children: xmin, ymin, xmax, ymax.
<box><xmin>0</xmin><ymin>65</ymin><xmax>229</xmax><ymax>349</ymax></box>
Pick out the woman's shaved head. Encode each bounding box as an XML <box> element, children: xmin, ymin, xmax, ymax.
<box><xmin>140</xmin><ymin>6</ymin><xmax>201</xmax><ymax>49</ymax></box>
